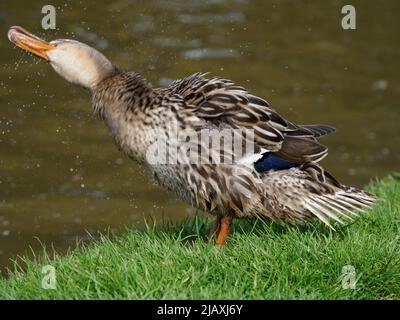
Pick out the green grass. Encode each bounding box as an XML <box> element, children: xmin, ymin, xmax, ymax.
<box><xmin>1</xmin><ymin>174</ymin><xmax>399</xmax><ymax>299</ymax></box>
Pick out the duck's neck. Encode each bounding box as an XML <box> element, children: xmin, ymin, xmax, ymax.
<box><xmin>91</xmin><ymin>71</ymin><xmax>157</xmax><ymax>162</ymax></box>
<box><xmin>91</xmin><ymin>71</ymin><xmax>155</xmax><ymax>117</ymax></box>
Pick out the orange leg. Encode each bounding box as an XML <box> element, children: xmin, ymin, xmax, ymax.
<box><xmin>209</xmin><ymin>215</ymin><xmax>223</xmax><ymax>238</ymax></box>
<box><xmin>215</xmin><ymin>216</ymin><xmax>233</xmax><ymax>247</ymax></box>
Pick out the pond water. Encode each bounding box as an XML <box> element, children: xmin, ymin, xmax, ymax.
<box><xmin>0</xmin><ymin>0</ymin><xmax>399</xmax><ymax>273</ymax></box>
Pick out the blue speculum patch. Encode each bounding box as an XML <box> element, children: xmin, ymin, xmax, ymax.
<box><xmin>254</xmin><ymin>153</ymin><xmax>298</xmax><ymax>172</ymax></box>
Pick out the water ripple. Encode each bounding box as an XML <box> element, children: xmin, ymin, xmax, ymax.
<box><xmin>182</xmin><ymin>48</ymin><xmax>240</xmax><ymax>59</ymax></box>
<box><xmin>177</xmin><ymin>12</ymin><xmax>245</xmax><ymax>24</ymax></box>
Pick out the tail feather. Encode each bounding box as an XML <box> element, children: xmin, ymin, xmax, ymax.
<box><xmin>307</xmin><ymin>190</ymin><xmax>376</xmax><ymax>229</ymax></box>
<box><xmin>275</xmin><ymin>136</ymin><xmax>328</xmax><ymax>163</ymax></box>
<box><xmin>300</xmin><ymin>124</ymin><xmax>336</xmax><ymax>137</ymax></box>
<box><xmin>273</xmin><ymin>124</ymin><xmax>335</xmax><ymax>165</ymax></box>
<box><xmin>260</xmin><ymin>166</ymin><xmax>377</xmax><ymax>227</ymax></box>
<box><xmin>315</xmin><ymin>196</ymin><xmax>355</xmax><ymax>221</ymax></box>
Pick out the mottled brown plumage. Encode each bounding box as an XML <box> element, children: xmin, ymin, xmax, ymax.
<box><xmin>92</xmin><ymin>72</ymin><xmax>375</xmax><ymax>228</ymax></box>
<box><xmin>8</xmin><ymin>26</ymin><xmax>376</xmax><ymax>245</ymax></box>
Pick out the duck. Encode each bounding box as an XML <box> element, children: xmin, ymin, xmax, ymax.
<box><xmin>7</xmin><ymin>26</ymin><xmax>376</xmax><ymax>246</ymax></box>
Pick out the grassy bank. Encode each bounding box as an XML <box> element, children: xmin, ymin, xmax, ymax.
<box><xmin>0</xmin><ymin>174</ymin><xmax>399</xmax><ymax>299</ymax></box>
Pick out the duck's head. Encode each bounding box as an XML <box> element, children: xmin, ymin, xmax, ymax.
<box><xmin>8</xmin><ymin>26</ymin><xmax>116</xmax><ymax>90</ymax></box>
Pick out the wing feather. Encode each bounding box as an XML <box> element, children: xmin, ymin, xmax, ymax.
<box><xmin>165</xmin><ymin>73</ymin><xmax>335</xmax><ymax>164</ymax></box>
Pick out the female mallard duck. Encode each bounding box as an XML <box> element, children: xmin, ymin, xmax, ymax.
<box><xmin>8</xmin><ymin>26</ymin><xmax>375</xmax><ymax>246</ymax></box>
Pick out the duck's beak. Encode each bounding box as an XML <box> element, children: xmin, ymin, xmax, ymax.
<box><xmin>7</xmin><ymin>26</ymin><xmax>55</xmax><ymax>61</ymax></box>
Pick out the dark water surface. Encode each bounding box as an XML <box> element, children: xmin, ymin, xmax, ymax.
<box><xmin>0</xmin><ymin>0</ymin><xmax>399</xmax><ymax>272</ymax></box>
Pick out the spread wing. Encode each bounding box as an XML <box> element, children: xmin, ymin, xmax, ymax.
<box><xmin>165</xmin><ymin>73</ymin><xmax>335</xmax><ymax>164</ymax></box>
